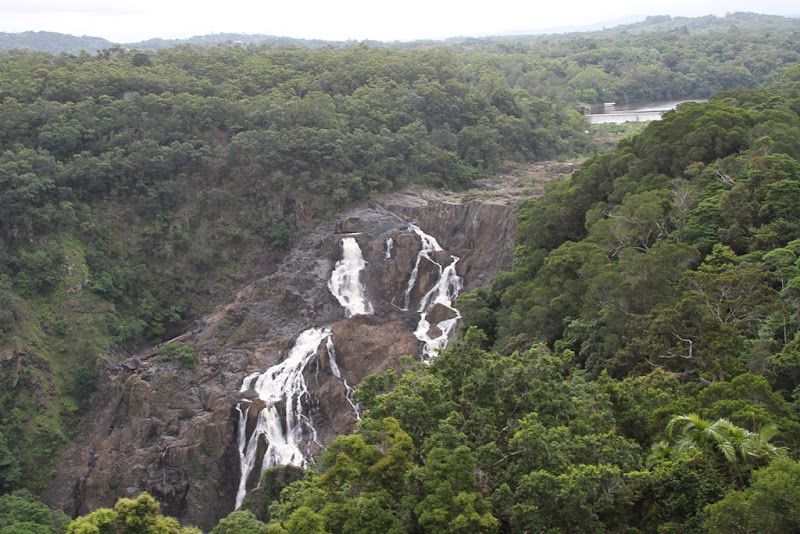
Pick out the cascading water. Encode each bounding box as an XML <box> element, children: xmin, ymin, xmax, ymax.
<box><xmin>235</xmin><ymin>328</ymin><xmax>329</xmax><ymax>507</ymax></box>
<box><xmin>385</xmin><ymin>237</ymin><xmax>394</xmax><ymax>260</ymax></box>
<box><xmin>234</xmin><ymin>227</ymin><xmax>463</xmax><ymax>507</ymax></box>
<box><xmin>234</xmin><ymin>236</ymin><xmax>372</xmax><ymax>508</ymax></box>
<box><xmin>329</xmin><ymin>237</ymin><xmax>374</xmax><ymax>317</ymax></box>
<box><xmin>403</xmin><ymin>225</ymin><xmax>463</xmax><ymax>358</ymax></box>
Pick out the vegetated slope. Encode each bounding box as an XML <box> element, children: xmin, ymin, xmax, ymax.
<box><xmin>0</xmin><ymin>42</ymin><xmax>588</xmax><ymax>500</ymax></box>
<box><xmin>496</xmin><ymin>75</ymin><xmax>800</xmax><ymax>380</ymax></box>
<box><xmin>0</xmin><ymin>31</ymin><xmax>113</xmax><ymax>55</ymax></box>
<box><xmin>234</xmin><ymin>70</ymin><xmax>800</xmax><ymax>533</ymax></box>
<box><xmin>451</xmin><ymin>12</ymin><xmax>800</xmax><ymax>105</ymax></box>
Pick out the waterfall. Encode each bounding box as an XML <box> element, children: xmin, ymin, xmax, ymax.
<box><xmin>329</xmin><ymin>237</ymin><xmax>373</xmax><ymax>317</ymax></box>
<box><xmin>404</xmin><ymin>225</ymin><xmax>463</xmax><ymax>358</ymax></box>
<box><xmin>385</xmin><ymin>237</ymin><xmax>394</xmax><ymax>260</ymax></box>
<box><xmin>233</xmin><ymin>228</ymin><xmax>463</xmax><ymax>507</ymax></box>
<box><xmin>234</xmin><ymin>236</ymin><xmax>371</xmax><ymax>508</ymax></box>
<box><xmin>235</xmin><ymin>327</ymin><xmax>330</xmax><ymax>508</ymax></box>
<box><xmin>325</xmin><ymin>335</ymin><xmax>360</xmax><ymax>419</ymax></box>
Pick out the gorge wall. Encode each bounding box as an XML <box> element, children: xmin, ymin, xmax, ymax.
<box><xmin>43</xmin><ymin>191</ymin><xmax>518</xmax><ymax>530</ymax></box>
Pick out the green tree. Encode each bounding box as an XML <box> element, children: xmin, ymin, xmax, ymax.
<box><xmin>67</xmin><ymin>494</ymin><xmax>200</xmax><ymax>534</ymax></box>
<box><xmin>210</xmin><ymin>510</ymin><xmax>268</xmax><ymax>534</ymax></box>
<box><xmin>283</xmin><ymin>507</ymin><xmax>327</xmax><ymax>533</ymax></box>
<box><xmin>635</xmin><ymin>450</ymin><xmax>729</xmax><ymax>533</ymax></box>
<box><xmin>704</xmin><ymin>457</ymin><xmax>800</xmax><ymax>533</ymax></box>
<box><xmin>66</xmin><ymin>509</ymin><xmax>118</xmax><ymax>534</ymax></box>
<box><xmin>663</xmin><ymin>414</ymin><xmax>784</xmax><ymax>481</ymax></box>
<box><xmin>0</xmin><ymin>490</ymin><xmax>67</xmax><ymax>534</ymax></box>
<box><xmin>0</xmin><ymin>431</ymin><xmax>21</xmax><ymax>493</ymax></box>
<box><xmin>410</xmin><ymin>446</ymin><xmax>498</xmax><ymax>534</ymax></box>
<box><xmin>154</xmin><ymin>342</ymin><xmax>198</xmax><ymax>368</ymax></box>
<box><xmin>512</xmin><ymin>464</ymin><xmax>631</xmax><ymax>533</ymax></box>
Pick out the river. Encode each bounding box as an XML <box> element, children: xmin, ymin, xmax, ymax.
<box><xmin>585</xmin><ymin>99</ymin><xmax>707</xmax><ymax>124</ymax></box>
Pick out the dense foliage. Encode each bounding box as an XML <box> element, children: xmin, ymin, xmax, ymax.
<box><xmin>492</xmin><ymin>78</ymin><xmax>800</xmax><ymax>384</ymax></box>
<box><xmin>463</xmin><ymin>12</ymin><xmax>800</xmax><ymax>106</ymax></box>
<box><xmin>65</xmin><ymin>493</ymin><xmax>201</xmax><ymax>534</ymax></box>
<box><xmin>0</xmin><ymin>490</ymin><xmax>70</xmax><ymax>534</ymax></box>
<box><xmin>239</xmin><ymin>332</ymin><xmax>800</xmax><ymax>532</ymax></box>
<box><xmin>234</xmin><ymin>76</ymin><xmax>800</xmax><ymax>532</ymax></box>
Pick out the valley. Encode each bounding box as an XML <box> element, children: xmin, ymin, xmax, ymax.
<box><xmin>0</xmin><ymin>11</ymin><xmax>799</xmax><ymax>533</ymax></box>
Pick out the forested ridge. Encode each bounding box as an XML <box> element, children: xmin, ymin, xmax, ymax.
<box><xmin>199</xmin><ymin>73</ymin><xmax>800</xmax><ymax>534</ymax></box>
<box><xmin>1</xmin><ymin>12</ymin><xmax>800</xmax><ymax>534</ymax></box>
<box><xmin>207</xmin><ymin>72</ymin><xmax>800</xmax><ymax>534</ymax></box>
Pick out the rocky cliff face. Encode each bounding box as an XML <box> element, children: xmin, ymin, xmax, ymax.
<box><xmin>43</xmin><ymin>192</ymin><xmax>519</xmax><ymax>530</ymax></box>
<box><xmin>378</xmin><ymin>191</ymin><xmax>518</xmax><ymax>291</ymax></box>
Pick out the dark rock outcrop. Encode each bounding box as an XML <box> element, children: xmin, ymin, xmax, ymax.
<box><xmin>378</xmin><ymin>191</ymin><xmax>518</xmax><ymax>290</ymax></box>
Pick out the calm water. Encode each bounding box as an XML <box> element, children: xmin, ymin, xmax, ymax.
<box><xmin>586</xmin><ymin>100</ymin><xmax>707</xmax><ymax>124</ymax></box>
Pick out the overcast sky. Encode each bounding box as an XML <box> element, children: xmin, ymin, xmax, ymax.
<box><xmin>1</xmin><ymin>0</ymin><xmax>797</xmax><ymax>43</ymax></box>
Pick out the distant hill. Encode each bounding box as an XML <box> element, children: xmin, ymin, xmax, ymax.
<box><xmin>132</xmin><ymin>33</ymin><xmax>343</xmax><ymax>50</ymax></box>
<box><xmin>0</xmin><ymin>30</ymin><xmax>343</xmax><ymax>54</ymax></box>
<box><xmin>0</xmin><ymin>12</ymin><xmax>798</xmax><ymax>55</ymax></box>
<box><xmin>484</xmin><ymin>12</ymin><xmax>800</xmax><ymax>43</ymax></box>
<box><xmin>0</xmin><ymin>31</ymin><xmax>112</xmax><ymax>55</ymax></box>
<box><xmin>600</xmin><ymin>11</ymin><xmax>800</xmax><ymax>35</ymax></box>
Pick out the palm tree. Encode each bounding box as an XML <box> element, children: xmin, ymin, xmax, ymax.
<box><xmin>663</xmin><ymin>414</ymin><xmax>786</xmax><ymax>482</ymax></box>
